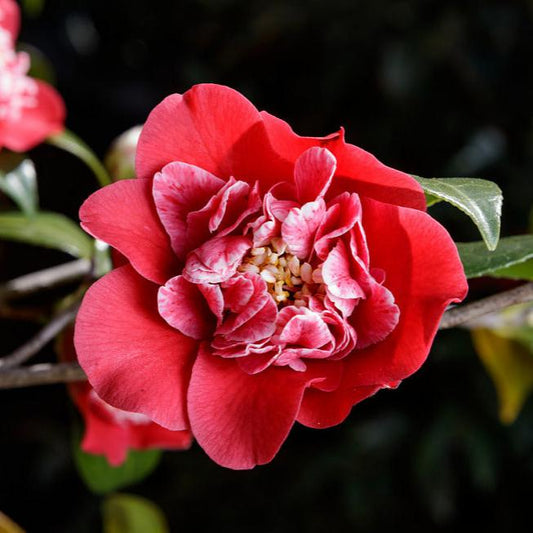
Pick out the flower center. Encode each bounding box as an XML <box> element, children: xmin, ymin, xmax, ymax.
<box><xmin>237</xmin><ymin>238</ymin><xmax>325</xmax><ymax>306</ymax></box>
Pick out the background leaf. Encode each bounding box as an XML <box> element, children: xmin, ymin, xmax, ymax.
<box><xmin>414</xmin><ymin>176</ymin><xmax>502</xmax><ymax>250</ymax></box>
<box><xmin>47</xmin><ymin>129</ymin><xmax>112</xmax><ymax>187</ymax></box>
<box><xmin>102</xmin><ymin>494</ymin><xmax>169</xmax><ymax>533</ymax></box>
<box><xmin>0</xmin><ymin>158</ymin><xmax>38</xmax><ymax>215</ymax></box>
<box><xmin>456</xmin><ymin>235</ymin><xmax>533</xmax><ymax>278</ymax></box>
<box><xmin>74</xmin><ymin>446</ymin><xmax>162</xmax><ymax>495</ymax></box>
<box><xmin>0</xmin><ymin>212</ymin><xmax>93</xmax><ymax>258</ymax></box>
<box><xmin>0</xmin><ymin>511</ymin><xmax>25</xmax><ymax>533</ymax></box>
<box><xmin>471</xmin><ymin>328</ymin><xmax>533</xmax><ymax>424</ymax></box>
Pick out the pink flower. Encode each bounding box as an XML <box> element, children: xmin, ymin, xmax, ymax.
<box><xmin>60</xmin><ymin>328</ymin><xmax>192</xmax><ymax>466</ymax></box>
<box><xmin>0</xmin><ymin>0</ymin><xmax>65</xmax><ymax>151</ymax></box>
<box><xmin>75</xmin><ymin>84</ymin><xmax>467</xmax><ymax>469</ymax></box>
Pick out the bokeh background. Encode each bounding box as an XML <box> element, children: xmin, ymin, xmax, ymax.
<box><xmin>1</xmin><ymin>0</ymin><xmax>533</xmax><ymax>531</ymax></box>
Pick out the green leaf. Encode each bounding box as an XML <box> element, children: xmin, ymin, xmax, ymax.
<box><xmin>490</xmin><ymin>258</ymin><xmax>533</xmax><ymax>281</ymax></box>
<box><xmin>74</xmin><ymin>447</ymin><xmax>162</xmax><ymax>495</ymax></box>
<box><xmin>414</xmin><ymin>176</ymin><xmax>503</xmax><ymax>250</ymax></box>
<box><xmin>0</xmin><ymin>212</ymin><xmax>93</xmax><ymax>258</ymax></box>
<box><xmin>47</xmin><ymin>129</ymin><xmax>112</xmax><ymax>187</ymax></box>
<box><xmin>0</xmin><ymin>157</ymin><xmax>38</xmax><ymax>215</ymax></box>
<box><xmin>457</xmin><ymin>235</ymin><xmax>533</xmax><ymax>278</ymax></box>
<box><xmin>103</xmin><ymin>494</ymin><xmax>169</xmax><ymax>533</ymax></box>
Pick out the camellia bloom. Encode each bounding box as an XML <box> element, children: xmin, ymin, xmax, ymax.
<box><xmin>0</xmin><ymin>0</ymin><xmax>65</xmax><ymax>151</ymax></box>
<box><xmin>75</xmin><ymin>84</ymin><xmax>468</xmax><ymax>469</ymax></box>
<box><xmin>60</xmin><ymin>328</ymin><xmax>192</xmax><ymax>466</ymax></box>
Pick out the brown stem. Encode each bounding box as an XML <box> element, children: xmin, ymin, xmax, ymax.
<box><xmin>0</xmin><ymin>303</ymin><xmax>79</xmax><ymax>370</ymax></box>
<box><xmin>1</xmin><ymin>284</ymin><xmax>533</xmax><ymax>389</ymax></box>
<box><xmin>439</xmin><ymin>282</ymin><xmax>533</xmax><ymax>329</ymax></box>
<box><xmin>0</xmin><ymin>259</ymin><xmax>92</xmax><ymax>302</ymax></box>
<box><xmin>0</xmin><ymin>362</ymin><xmax>86</xmax><ymax>389</ymax></box>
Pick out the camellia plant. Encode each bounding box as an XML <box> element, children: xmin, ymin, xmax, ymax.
<box><xmin>2</xmin><ymin>0</ymin><xmax>533</xmax><ymax>527</ymax></box>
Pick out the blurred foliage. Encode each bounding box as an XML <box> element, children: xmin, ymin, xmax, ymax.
<box><xmin>102</xmin><ymin>494</ymin><xmax>168</xmax><ymax>533</ymax></box>
<box><xmin>2</xmin><ymin>0</ymin><xmax>533</xmax><ymax>531</ymax></box>
<box><xmin>473</xmin><ymin>326</ymin><xmax>533</xmax><ymax>424</ymax></box>
<box><xmin>74</xmin><ymin>443</ymin><xmax>162</xmax><ymax>495</ymax></box>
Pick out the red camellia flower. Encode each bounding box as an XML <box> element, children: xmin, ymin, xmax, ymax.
<box><xmin>75</xmin><ymin>84</ymin><xmax>467</xmax><ymax>469</ymax></box>
<box><xmin>60</xmin><ymin>328</ymin><xmax>192</xmax><ymax>466</ymax></box>
<box><xmin>0</xmin><ymin>0</ymin><xmax>65</xmax><ymax>151</ymax></box>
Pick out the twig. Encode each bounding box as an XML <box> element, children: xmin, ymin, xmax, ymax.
<box><xmin>0</xmin><ymin>284</ymin><xmax>532</xmax><ymax>389</ymax></box>
<box><xmin>0</xmin><ymin>362</ymin><xmax>86</xmax><ymax>389</ymax></box>
<box><xmin>0</xmin><ymin>302</ymin><xmax>80</xmax><ymax>370</ymax></box>
<box><xmin>0</xmin><ymin>259</ymin><xmax>92</xmax><ymax>302</ymax></box>
<box><xmin>439</xmin><ymin>282</ymin><xmax>533</xmax><ymax>329</ymax></box>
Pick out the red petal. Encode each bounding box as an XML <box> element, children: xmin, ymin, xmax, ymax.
<box><xmin>152</xmin><ymin>162</ymin><xmax>224</xmax><ymax>260</ymax></box>
<box><xmin>74</xmin><ymin>265</ymin><xmax>198</xmax><ymax>430</ymax></box>
<box><xmin>0</xmin><ymin>0</ymin><xmax>20</xmax><ymax>42</ymax></box>
<box><xmin>281</xmin><ymin>200</ymin><xmax>326</xmax><ymax>260</ymax></box>
<box><xmin>183</xmin><ymin>235</ymin><xmax>251</xmax><ymax>284</ymax></box>
<box><xmin>136</xmin><ymin>84</ymin><xmax>263</xmax><ymax>180</ymax></box>
<box><xmin>260</xmin><ymin>111</ymin><xmax>426</xmax><ymax>210</ymax></box>
<box><xmin>345</xmin><ymin>198</ymin><xmax>467</xmax><ymax>385</ymax></box>
<box><xmin>293</xmin><ymin>147</ymin><xmax>336</xmax><ymax>203</ymax></box>
<box><xmin>297</xmin><ymin>384</ymin><xmax>380</xmax><ymax>429</ymax></box>
<box><xmin>158</xmin><ymin>276</ymin><xmax>216</xmax><ymax>340</ymax></box>
<box><xmin>188</xmin><ymin>347</ymin><xmax>334</xmax><ymax>469</ymax></box>
<box><xmin>0</xmin><ymin>80</ymin><xmax>65</xmax><ymax>152</ymax></box>
<box><xmin>80</xmin><ymin>179</ymin><xmax>179</xmax><ymax>284</ymax></box>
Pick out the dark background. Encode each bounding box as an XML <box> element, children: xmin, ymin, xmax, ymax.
<box><xmin>1</xmin><ymin>0</ymin><xmax>533</xmax><ymax>531</ymax></box>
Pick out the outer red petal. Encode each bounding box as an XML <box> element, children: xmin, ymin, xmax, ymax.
<box><xmin>0</xmin><ymin>0</ymin><xmax>20</xmax><ymax>41</ymax></box>
<box><xmin>298</xmin><ymin>199</ymin><xmax>466</xmax><ymax>428</ymax></box>
<box><xmin>297</xmin><ymin>384</ymin><xmax>381</xmax><ymax>429</ymax></box>
<box><xmin>347</xmin><ymin>199</ymin><xmax>467</xmax><ymax>384</ymax></box>
<box><xmin>80</xmin><ymin>179</ymin><xmax>179</xmax><ymax>285</ymax></box>
<box><xmin>74</xmin><ymin>265</ymin><xmax>198</xmax><ymax>430</ymax></box>
<box><xmin>260</xmin><ymin>111</ymin><xmax>426</xmax><ymax>210</ymax></box>
<box><xmin>76</xmin><ymin>384</ymin><xmax>193</xmax><ymax>466</ymax></box>
<box><xmin>0</xmin><ymin>80</ymin><xmax>65</xmax><ymax>152</ymax></box>
<box><xmin>136</xmin><ymin>84</ymin><xmax>264</xmax><ymax>180</ymax></box>
<box><xmin>188</xmin><ymin>346</ymin><xmax>340</xmax><ymax>469</ymax></box>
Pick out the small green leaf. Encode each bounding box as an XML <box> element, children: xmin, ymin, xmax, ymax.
<box><xmin>457</xmin><ymin>235</ymin><xmax>533</xmax><ymax>278</ymax></box>
<box><xmin>0</xmin><ymin>158</ymin><xmax>38</xmax><ymax>215</ymax></box>
<box><xmin>103</xmin><ymin>494</ymin><xmax>169</xmax><ymax>533</ymax></box>
<box><xmin>47</xmin><ymin>129</ymin><xmax>112</xmax><ymax>187</ymax></box>
<box><xmin>414</xmin><ymin>176</ymin><xmax>502</xmax><ymax>250</ymax></box>
<box><xmin>0</xmin><ymin>212</ymin><xmax>93</xmax><ymax>258</ymax></box>
<box><xmin>74</xmin><ymin>447</ymin><xmax>162</xmax><ymax>495</ymax></box>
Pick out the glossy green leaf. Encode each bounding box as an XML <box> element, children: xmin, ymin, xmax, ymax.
<box><xmin>103</xmin><ymin>494</ymin><xmax>169</xmax><ymax>533</ymax></box>
<box><xmin>0</xmin><ymin>212</ymin><xmax>93</xmax><ymax>258</ymax></box>
<box><xmin>74</xmin><ymin>447</ymin><xmax>162</xmax><ymax>495</ymax></box>
<box><xmin>456</xmin><ymin>235</ymin><xmax>533</xmax><ymax>278</ymax></box>
<box><xmin>47</xmin><ymin>129</ymin><xmax>112</xmax><ymax>187</ymax></box>
<box><xmin>414</xmin><ymin>176</ymin><xmax>502</xmax><ymax>250</ymax></box>
<box><xmin>0</xmin><ymin>158</ymin><xmax>38</xmax><ymax>215</ymax></box>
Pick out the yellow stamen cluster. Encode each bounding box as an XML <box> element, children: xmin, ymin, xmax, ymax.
<box><xmin>238</xmin><ymin>238</ymin><xmax>324</xmax><ymax>305</ymax></box>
